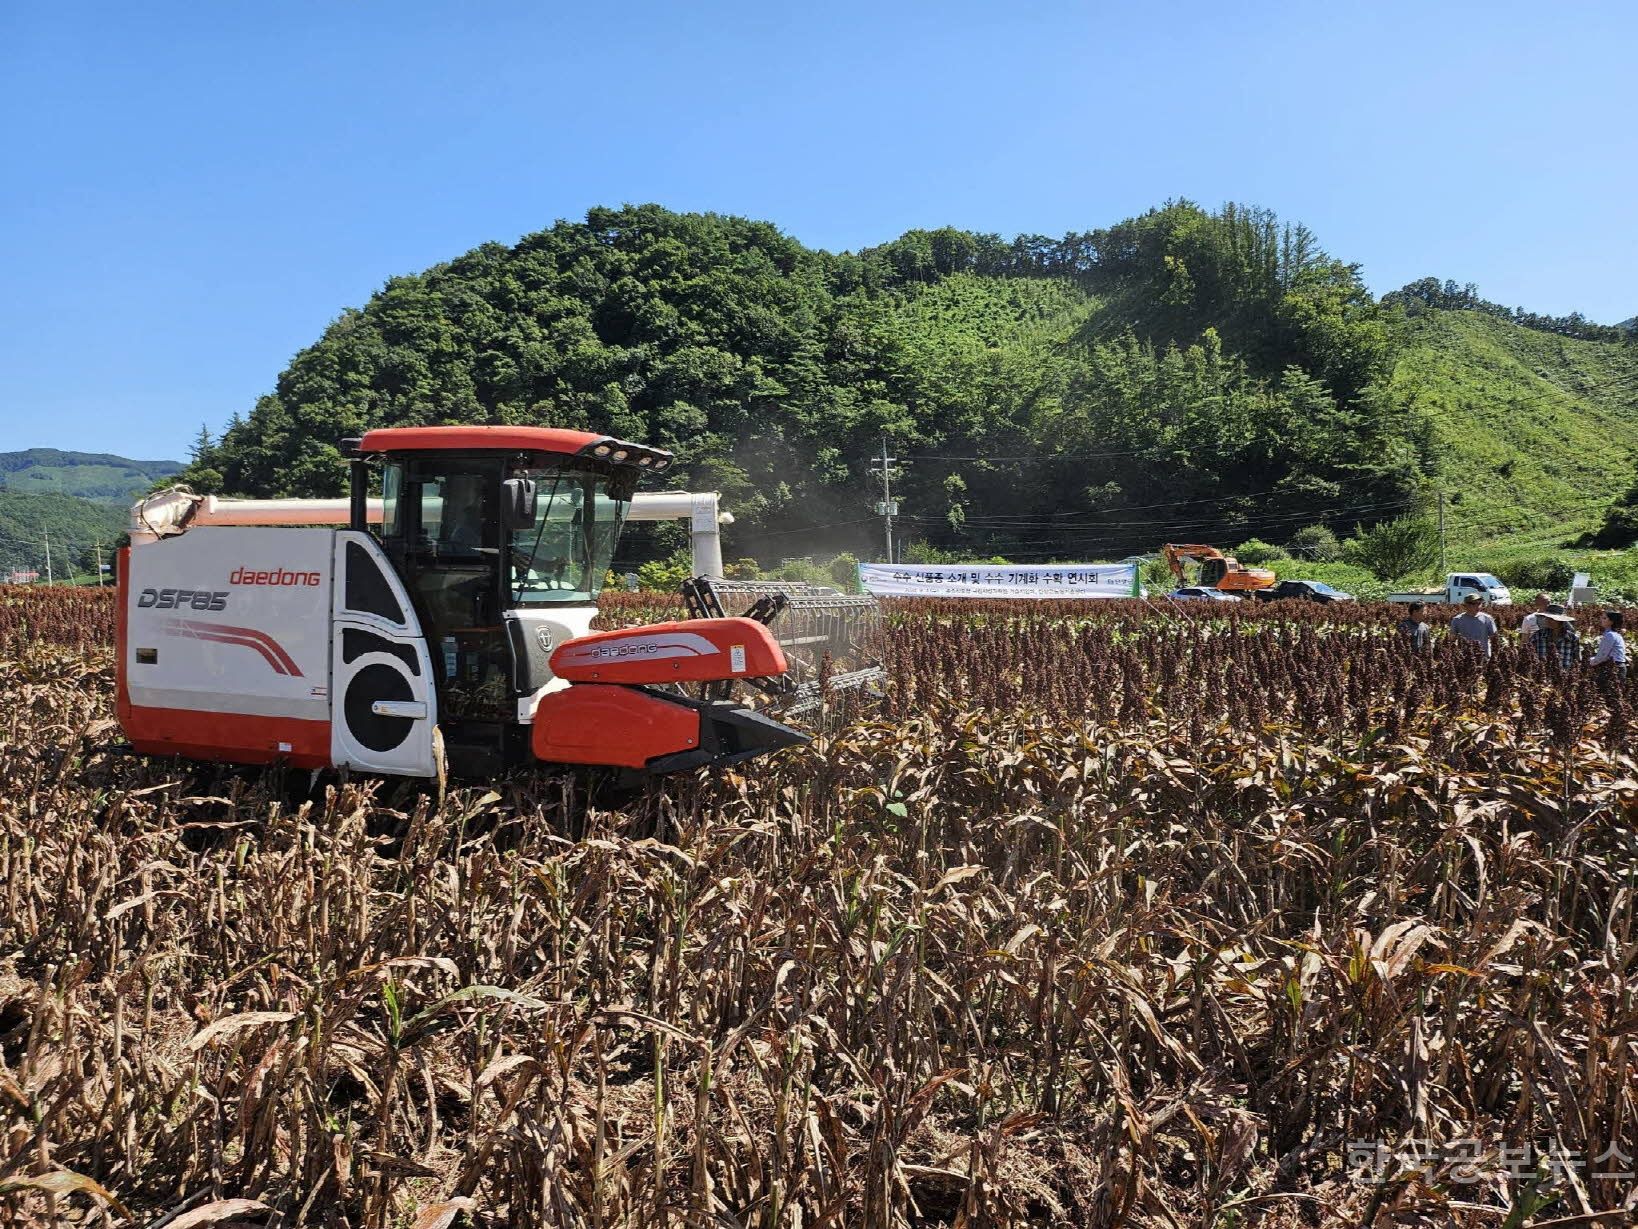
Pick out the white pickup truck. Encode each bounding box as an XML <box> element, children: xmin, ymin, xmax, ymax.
<box><xmin>1387</xmin><ymin>573</ymin><xmax>1512</xmax><ymax>606</ymax></box>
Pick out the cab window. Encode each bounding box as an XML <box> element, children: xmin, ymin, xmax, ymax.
<box><xmin>508</xmin><ymin>463</ymin><xmax>633</xmax><ymax>605</ymax></box>
<box><xmin>380</xmin><ymin>458</ymin><xmax>500</xmax><ymax>559</ymax></box>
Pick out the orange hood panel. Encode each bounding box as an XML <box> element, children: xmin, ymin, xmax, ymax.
<box><xmin>549</xmin><ymin>617</ymin><xmax>787</xmax><ymax>685</ymax></box>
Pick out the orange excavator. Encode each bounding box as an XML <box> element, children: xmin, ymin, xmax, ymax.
<box><xmin>1162</xmin><ymin>543</ymin><xmax>1277</xmax><ymax>593</ymax></box>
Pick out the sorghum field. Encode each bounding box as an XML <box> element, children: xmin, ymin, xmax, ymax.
<box><xmin>2</xmin><ymin>586</ymin><xmax>1635</xmax><ymax>1227</ymax></box>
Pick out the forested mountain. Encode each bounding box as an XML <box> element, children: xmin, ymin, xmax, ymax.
<box><xmin>0</xmin><ymin>449</ymin><xmax>183</xmax><ymax>502</ymax></box>
<box><xmin>180</xmin><ymin>202</ymin><xmax>1633</xmax><ymax>563</ymax></box>
<box><xmin>0</xmin><ymin>491</ymin><xmax>124</xmax><ymax>577</ymax></box>
<box><xmin>0</xmin><ymin>451</ymin><xmax>180</xmax><ymax>580</ymax></box>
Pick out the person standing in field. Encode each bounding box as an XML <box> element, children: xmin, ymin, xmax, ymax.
<box><xmin>1588</xmin><ymin>610</ymin><xmax>1628</xmax><ymax>680</ymax></box>
<box><xmin>1397</xmin><ymin>601</ymin><xmax>1430</xmax><ymax>650</ymax></box>
<box><xmin>1450</xmin><ymin>593</ymin><xmax>1499</xmax><ymax>658</ymax></box>
<box><xmin>1531</xmin><ymin>605</ymin><xmax>1579</xmax><ymax>669</ymax></box>
<box><xmin>1519</xmin><ymin>593</ymin><xmax>1550</xmax><ymax>640</ymax></box>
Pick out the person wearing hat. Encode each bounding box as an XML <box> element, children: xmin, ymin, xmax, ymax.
<box><xmin>1530</xmin><ymin>604</ymin><xmax>1579</xmax><ymax>669</ymax></box>
<box><xmin>1518</xmin><ymin>592</ymin><xmax>1551</xmax><ymax>640</ymax></box>
<box><xmin>1450</xmin><ymin>592</ymin><xmax>1499</xmax><ymax>658</ymax></box>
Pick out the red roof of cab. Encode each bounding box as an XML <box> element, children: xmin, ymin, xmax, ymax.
<box><xmin>358</xmin><ymin>425</ymin><xmax>605</xmax><ymax>455</ymax></box>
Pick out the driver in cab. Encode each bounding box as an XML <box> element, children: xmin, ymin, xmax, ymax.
<box><xmin>441</xmin><ymin>476</ymin><xmax>494</xmax><ymax>556</ymax></box>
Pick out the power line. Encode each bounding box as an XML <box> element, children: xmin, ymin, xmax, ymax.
<box><xmin>753</xmin><ymin>516</ymin><xmax>880</xmax><ymax>538</ymax></box>
<box><xmin>921</xmin><ymin>498</ymin><xmax>1629</xmax><ymax>562</ymax></box>
<box><xmin>898</xmin><ymin>449</ymin><xmax>1152</xmax><ymax>462</ymax></box>
<box><xmin>726</xmin><ymin>481</ymin><xmax>1626</xmax><ymax>555</ymax></box>
<box><xmin>896</xmin><ymin>487</ymin><xmax>1629</xmax><ymax>538</ymax></box>
<box><xmin>901</xmin><ymin>503</ymin><xmax>1415</xmax><ymax>553</ymax></box>
<box><xmin>899</xmin><ymin>497</ymin><xmax>1420</xmax><ymax>533</ymax></box>
<box><xmin>891</xmin><ymin>468</ymin><xmax>1422</xmax><ymax>521</ymax></box>
<box><xmin>1044</xmin><ymin>486</ymin><xmax>1395</xmax><ymax>516</ymax></box>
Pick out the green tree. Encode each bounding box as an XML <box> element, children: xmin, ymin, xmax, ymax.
<box><xmin>1343</xmin><ymin>516</ymin><xmax>1441</xmax><ymax>580</ymax></box>
<box><xmin>1232</xmin><ymin>538</ymin><xmax>1287</xmax><ymax>566</ymax></box>
<box><xmin>187</xmin><ymin>201</ymin><xmax>1440</xmax><ymax>564</ymax></box>
<box><xmin>1287</xmin><ymin>524</ymin><xmax>1342</xmax><ymax>561</ymax></box>
<box><xmin>1587</xmin><ymin>475</ymin><xmax>1638</xmax><ymax>548</ymax></box>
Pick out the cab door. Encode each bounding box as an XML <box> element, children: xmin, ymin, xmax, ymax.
<box><xmin>330</xmin><ymin>531</ymin><xmax>439</xmax><ymax>777</ymax></box>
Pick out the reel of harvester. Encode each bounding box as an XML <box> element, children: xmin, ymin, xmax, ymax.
<box><xmin>680</xmin><ymin>577</ymin><xmax>886</xmax><ymax>721</ymax></box>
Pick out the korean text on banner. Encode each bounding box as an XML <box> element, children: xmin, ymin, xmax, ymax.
<box><xmin>857</xmin><ymin>562</ymin><xmax>1143</xmax><ymax>599</ymax></box>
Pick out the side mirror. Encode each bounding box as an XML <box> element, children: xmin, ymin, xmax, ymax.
<box><xmin>502</xmin><ymin>478</ymin><xmax>538</xmax><ymax>531</ymax></box>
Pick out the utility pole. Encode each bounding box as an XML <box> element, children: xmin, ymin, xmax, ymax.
<box><xmin>94</xmin><ymin>539</ymin><xmax>104</xmax><ymax>587</ymax></box>
<box><xmin>43</xmin><ymin>526</ymin><xmax>52</xmax><ymax>586</ymax></box>
<box><xmin>1437</xmin><ymin>488</ymin><xmax>1446</xmax><ymax>575</ymax></box>
<box><xmin>869</xmin><ymin>436</ymin><xmax>898</xmax><ymax>563</ymax></box>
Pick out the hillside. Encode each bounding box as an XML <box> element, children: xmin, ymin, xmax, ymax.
<box><xmin>1390</xmin><ymin>311</ymin><xmax>1638</xmax><ymax>551</ymax></box>
<box><xmin>0</xmin><ymin>490</ymin><xmax>125</xmax><ymax>578</ymax></box>
<box><xmin>184</xmin><ymin>202</ymin><xmax>1422</xmax><ymax>561</ymax></box>
<box><xmin>165</xmin><ymin>201</ymin><xmax>1638</xmax><ymax>571</ymax></box>
<box><xmin>0</xmin><ymin>448</ymin><xmax>183</xmax><ymax>502</ymax></box>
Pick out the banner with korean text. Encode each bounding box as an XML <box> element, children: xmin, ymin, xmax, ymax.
<box><xmin>858</xmin><ymin>562</ymin><xmax>1143</xmax><ymax>599</ymax></box>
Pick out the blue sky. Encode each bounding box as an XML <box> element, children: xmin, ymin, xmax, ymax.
<box><xmin>1</xmin><ymin>0</ymin><xmax>1633</xmax><ymax>461</ymax></box>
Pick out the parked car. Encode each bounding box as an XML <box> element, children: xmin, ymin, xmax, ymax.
<box><xmin>1254</xmin><ymin>579</ymin><xmax>1354</xmax><ymax>604</ymax></box>
<box><xmin>1167</xmin><ymin>586</ymin><xmax>1242</xmax><ymax>602</ymax></box>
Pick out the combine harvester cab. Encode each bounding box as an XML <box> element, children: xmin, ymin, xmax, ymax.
<box><xmin>117</xmin><ymin>426</ymin><xmax>810</xmax><ymax>779</ymax></box>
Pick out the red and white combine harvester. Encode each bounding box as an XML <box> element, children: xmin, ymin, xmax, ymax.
<box><xmin>118</xmin><ymin>426</ymin><xmax>876</xmax><ymax>780</ymax></box>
